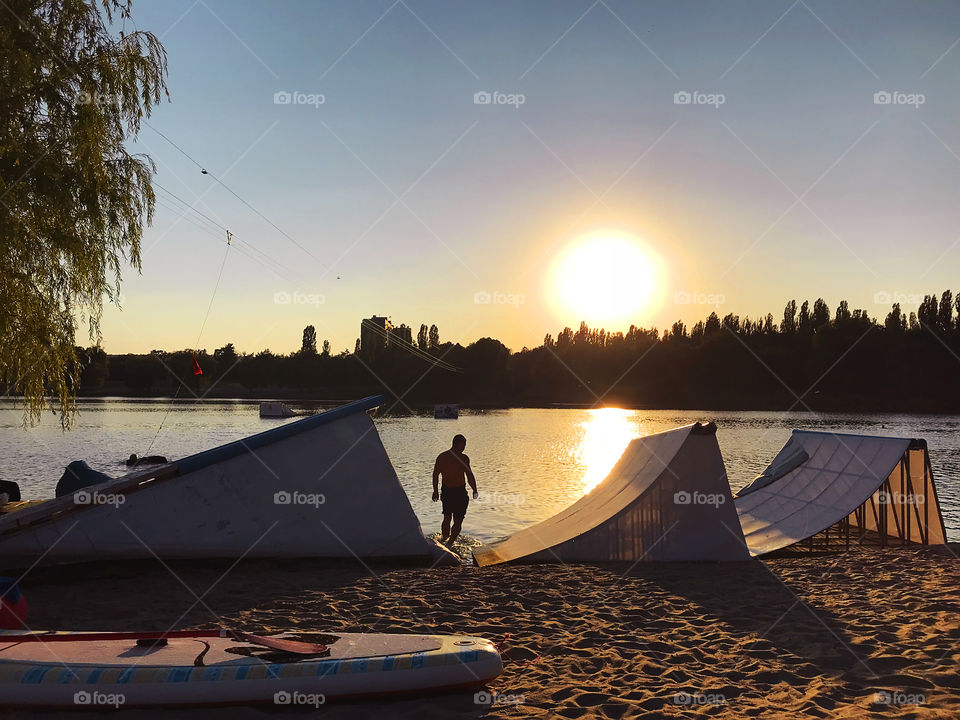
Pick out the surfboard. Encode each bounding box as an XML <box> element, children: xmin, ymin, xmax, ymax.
<box><xmin>0</xmin><ymin>629</ymin><xmax>502</xmax><ymax>708</ymax></box>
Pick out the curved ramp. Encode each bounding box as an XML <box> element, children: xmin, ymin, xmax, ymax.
<box><xmin>473</xmin><ymin>423</ymin><xmax>749</xmax><ymax>566</ymax></box>
<box><xmin>735</xmin><ymin>431</ymin><xmax>947</xmax><ymax>557</ymax></box>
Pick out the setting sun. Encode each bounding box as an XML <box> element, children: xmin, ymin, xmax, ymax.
<box><xmin>549</xmin><ymin>232</ymin><xmax>662</xmax><ymax>328</ymax></box>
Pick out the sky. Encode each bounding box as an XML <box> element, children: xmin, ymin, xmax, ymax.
<box><xmin>98</xmin><ymin>0</ymin><xmax>960</xmax><ymax>355</ymax></box>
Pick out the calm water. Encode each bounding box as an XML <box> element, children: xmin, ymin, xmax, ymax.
<box><xmin>1</xmin><ymin>400</ymin><xmax>957</xmax><ymax>543</ymax></box>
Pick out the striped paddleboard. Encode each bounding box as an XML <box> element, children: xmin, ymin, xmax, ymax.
<box><xmin>0</xmin><ymin>629</ymin><xmax>502</xmax><ymax>708</ymax></box>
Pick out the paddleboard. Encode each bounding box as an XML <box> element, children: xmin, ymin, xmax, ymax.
<box><xmin>0</xmin><ymin>629</ymin><xmax>502</xmax><ymax>708</ymax></box>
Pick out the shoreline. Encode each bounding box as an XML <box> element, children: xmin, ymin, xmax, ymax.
<box><xmin>5</xmin><ymin>394</ymin><xmax>960</xmax><ymax>416</ymax></box>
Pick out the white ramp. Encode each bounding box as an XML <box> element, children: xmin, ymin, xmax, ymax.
<box><xmin>473</xmin><ymin>423</ymin><xmax>749</xmax><ymax>566</ymax></box>
<box><xmin>735</xmin><ymin>431</ymin><xmax>947</xmax><ymax>557</ymax></box>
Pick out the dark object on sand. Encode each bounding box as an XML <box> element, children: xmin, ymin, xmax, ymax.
<box><xmin>54</xmin><ymin>461</ymin><xmax>112</xmax><ymax>498</ymax></box>
<box><xmin>126</xmin><ymin>454</ymin><xmax>169</xmax><ymax>467</ymax></box>
<box><xmin>0</xmin><ymin>480</ymin><xmax>21</xmax><ymax>503</ymax></box>
<box><xmin>0</xmin><ymin>577</ymin><xmax>27</xmax><ymax>629</ymax></box>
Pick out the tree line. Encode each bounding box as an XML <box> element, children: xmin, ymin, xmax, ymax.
<box><xmin>67</xmin><ymin>291</ymin><xmax>960</xmax><ymax>412</ymax></box>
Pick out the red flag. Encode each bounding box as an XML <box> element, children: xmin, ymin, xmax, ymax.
<box><xmin>192</xmin><ymin>355</ymin><xmax>203</xmax><ymax>376</ymax></box>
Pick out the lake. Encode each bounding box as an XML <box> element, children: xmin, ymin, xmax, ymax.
<box><xmin>1</xmin><ymin>399</ymin><xmax>957</xmax><ymax>544</ymax></box>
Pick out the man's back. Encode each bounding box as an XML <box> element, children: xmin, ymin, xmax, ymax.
<box><xmin>435</xmin><ymin>449</ymin><xmax>470</xmax><ymax>488</ymax></box>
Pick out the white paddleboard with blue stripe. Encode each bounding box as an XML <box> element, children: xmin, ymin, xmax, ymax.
<box><xmin>0</xmin><ymin>630</ymin><xmax>502</xmax><ymax>708</ymax></box>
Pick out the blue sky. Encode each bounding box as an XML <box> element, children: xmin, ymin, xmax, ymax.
<box><xmin>101</xmin><ymin>0</ymin><xmax>960</xmax><ymax>354</ymax></box>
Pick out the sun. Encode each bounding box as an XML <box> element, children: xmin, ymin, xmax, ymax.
<box><xmin>548</xmin><ymin>231</ymin><xmax>662</xmax><ymax>327</ymax></box>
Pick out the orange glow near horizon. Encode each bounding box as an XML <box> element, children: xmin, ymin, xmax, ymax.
<box><xmin>548</xmin><ymin>231</ymin><xmax>663</xmax><ymax>329</ymax></box>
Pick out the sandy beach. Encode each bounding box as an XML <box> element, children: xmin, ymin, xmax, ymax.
<box><xmin>6</xmin><ymin>542</ymin><xmax>957</xmax><ymax>719</ymax></box>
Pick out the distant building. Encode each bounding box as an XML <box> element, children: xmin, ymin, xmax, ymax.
<box><xmin>390</xmin><ymin>324</ymin><xmax>413</xmax><ymax>346</ymax></box>
<box><xmin>360</xmin><ymin>316</ymin><xmax>392</xmax><ymax>358</ymax></box>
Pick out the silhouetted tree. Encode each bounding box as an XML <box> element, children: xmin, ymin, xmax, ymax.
<box><xmin>722</xmin><ymin>314</ymin><xmax>740</xmax><ymax>333</ymax></box>
<box><xmin>798</xmin><ymin>301</ymin><xmax>811</xmax><ymax>334</ymax></box>
<box><xmin>214</xmin><ymin>343</ymin><xmax>237</xmax><ymax>365</ymax></box>
<box><xmin>885</xmin><ymin>303</ymin><xmax>907</xmax><ymax>332</ymax></box>
<box><xmin>690</xmin><ymin>321</ymin><xmax>705</xmax><ymax>342</ymax></box>
<box><xmin>428</xmin><ymin>324</ymin><xmax>440</xmax><ymax>350</ymax></box>
<box><xmin>938</xmin><ymin>290</ymin><xmax>953</xmax><ymax>331</ymax></box>
<box><xmin>301</xmin><ymin>325</ymin><xmax>317</xmax><ymax>355</ymax></box>
<box><xmin>835</xmin><ymin>300</ymin><xmax>851</xmax><ymax>323</ymax></box>
<box><xmin>704</xmin><ymin>312</ymin><xmax>721</xmax><ymax>336</ymax></box>
<box><xmin>417</xmin><ymin>324</ymin><xmax>429</xmax><ymax>351</ymax></box>
<box><xmin>781</xmin><ymin>300</ymin><xmax>797</xmax><ymax>335</ymax></box>
<box><xmin>322</xmin><ymin>340</ymin><xmax>331</xmax><ymax>357</ymax></box>
<box><xmin>83</xmin><ymin>289</ymin><xmax>960</xmax><ymax>412</ymax></box>
<box><xmin>917</xmin><ymin>294</ymin><xmax>938</xmax><ymax>329</ymax></box>
<box><xmin>75</xmin><ymin>346</ymin><xmax>109</xmax><ymax>390</ymax></box>
<box><xmin>763</xmin><ymin>313</ymin><xmax>777</xmax><ymax>334</ymax></box>
<box><xmin>812</xmin><ymin>298</ymin><xmax>830</xmax><ymax>330</ymax></box>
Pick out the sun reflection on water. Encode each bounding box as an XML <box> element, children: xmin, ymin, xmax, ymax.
<box><xmin>575</xmin><ymin>408</ymin><xmax>643</xmax><ymax>496</ymax></box>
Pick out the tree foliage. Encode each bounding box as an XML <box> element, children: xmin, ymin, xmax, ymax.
<box><xmin>300</xmin><ymin>325</ymin><xmax>317</xmax><ymax>355</ymax></box>
<box><xmin>0</xmin><ymin>0</ymin><xmax>167</xmax><ymax>425</ymax></box>
<box><xmin>78</xmin><ymin>291</ymin><xmax>960</xmax><ymax>413</ymax></box>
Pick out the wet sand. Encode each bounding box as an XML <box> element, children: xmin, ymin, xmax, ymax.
<box><xmin>8</xmin><ymin>543</ymin><xmax>960</xmax><ymax>719</ymax></box>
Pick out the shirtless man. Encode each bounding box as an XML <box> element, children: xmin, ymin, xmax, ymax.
<box><xmin>431</xmin><ymin>434</ymin><xmax>478</xmax><ymax>546</ymax></box>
